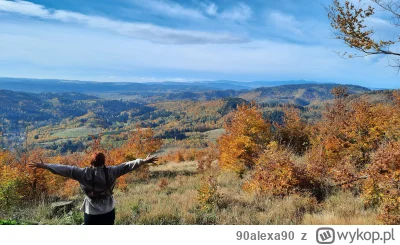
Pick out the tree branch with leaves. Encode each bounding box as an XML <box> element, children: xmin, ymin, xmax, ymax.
<box><xmin>328</xmin><ymin>0</ymin><xmax>400</xmax><ymax>67</ymax></box>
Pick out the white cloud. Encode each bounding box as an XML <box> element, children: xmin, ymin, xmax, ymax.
<box><xmin>204</xmin><ymin>2</ymin><xmax>218</xmax><ymax>16</ymax></box>
<box><xmin>0</xmin><ymin>0</ymin><xmax>49</xmax><ymax>17</ymax></box>
<box><xmin>220</xmin><ymin>3</ymin><xmax>252</xmax><ymax>22</ymax></box>
<box><xmin>1</xmin><ymin>18</ymin><xmax>399</xmax><ymax>87</ymax></box>
<box><xmin>264</xmin><ymin>10</ymin><xmax>333</xmax><ymax>44</ymax></box>
<box><xmin>0</xmin><ymin>20</ymin><xmax>379</xmax><ymax>76</ymax></box>
<box><xmin>268</xmin><ymin>11</ymin><xmax>303</xmax><ymax>36</ymax></box>
<box><xmin>0</xmin><ymin>0</ymin><xmax>248</xmax><ymax>44</ymax></box>
<box><xmin>1</xmin><ymin>1</ymin><xmax>399</xmax><ymax>87</ymax></box>
<box><xmin>131</xmin><ymin>0</ymin><xmax>206</xmax><ymax>20</ymax></box>
<box><xmin>368</xmin><ymin>16</ymin><xmax>391</xmax><ymax>26</ymax></box>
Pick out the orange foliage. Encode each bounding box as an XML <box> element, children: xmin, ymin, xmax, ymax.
<box><xmin>275</xmin><ymin>106</ymin><xmax>310</xmax><ymax>155</ymax></box>
<box><xmin>159</xmin><ymin>145</ymin><xmax>218</xmax><ymax>169</ymax></box>
<box><xmin>0</xmin><ymin>126</ymin><xmax>163</xmax><ymax>209</ymax></box>
<box><xmin>197</xmin><ymin>143</ymin><xmax>218</xmax><ymax>172</ymax></box>
<box><xmin>308</xmin><ymin>89</ymin><xmax>400</xmax><ymax>185</ymax></box>
<box><xmin>218</xmin><ymin>89</ymin><xmax>400</xmax><ymax>223</ymax></box>
<box><xmin>120</xmin><ymin>126</ymin><xmax>162</xmax><ymax>160</ymax></box>
<box><xmin>0</xmin><ymin>151</ymin><xmax>26</xmax><ymax>209</ymax></box>
<box><xmin>218</xmin><ymin>103</ymin><xmax>271</xmax><ymax>176</ymax></box>
<box><xmin>363</xmin><ymin>142</ymin><xmax>400</xmax><ymax>224</ymax></box>
<box><xmin>103</xmin><ymin>127</ymin><xmax>162</xmax><ymax>183</ymax></box>
<box><xmin>243</xmin><ymin>142</ymin><xmax>299</xmax><ymax>196</ymax></box>
<box><xmin>173</xmin><ymin>150</ymin><xmax>185</xmax><ymax>163</ymax></box>
<box><xmin>197</xmin><ymin>175</ymin><xmax>220</xmax><ymax>212</ymax></box>
<box><xmin>59</xmin><ymin>179</ymin><xmax>80</xmax><ymax>198</ymax></box>
<box><xmin>0</xmin><ymin>148</ymin><xmax>66</xmax><ymax>207</ymax></box>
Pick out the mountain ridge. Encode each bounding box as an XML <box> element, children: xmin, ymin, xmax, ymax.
<box><xmin>0</xmin><ymin>77</ymin><xmax>364</xmax><ymax>94</ymax></box>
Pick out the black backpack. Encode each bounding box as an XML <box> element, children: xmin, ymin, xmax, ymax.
<box><xmin>86</xmin><ymin>167</ymin><xmax>113</xmax><ymax>199</ymax></box>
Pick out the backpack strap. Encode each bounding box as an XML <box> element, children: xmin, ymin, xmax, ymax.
<box><xmin>91</xmin><ymin>167</ymin><xmax>95</xmax><ymax>197</ymax></box>
<box><xmin>103</xmin><ymin>167</ymin><xmax>113</xmax><ymax>195</ymax></box>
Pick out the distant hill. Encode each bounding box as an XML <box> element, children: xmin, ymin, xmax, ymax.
<box><xmin>0</xmin><ymin>77</ymin><xmax>325</xmax><ymax>94</ymax></box>
<box><xmin>0</xmin><ymin>90</ymin><xmax>152</xmax><ymax>131</ymax></box>
<box><xmin>348</xmin><ymin>89</ymin><xmax>399</xmax><ymax>105</ymax></box>
<box><xmin>147</xmin><ymin>83</ymin><xmax>371</xmax><ymax>105</ymax></box>
<box><xmin>0</xmin><ymin>77</ymin><xmax>219</xmax><ymax>94</ymax></box>
<box><xmin>0</xmin><ymin>89</ymin><xmax>247</xmax><ymax>133</ymax></box>
<box><xmin>0</xmin><ymin>77</ymin><xmax>372</xmax><ymax>105</ymax></box>
<box><xmin>239</xmin><ymin>83</ymin><xmax>371</xmax><ymax>106</ymax></box>
<box><xmin>0</xmin><ymin>85</ymin><xmax>388</xmax><ymax>151</ymax></box>
<box><xmin>244</xmin><ymin>80</ymin><xmax>319</xmax><ymax>88</ymax></box>
<box><xmin>0</xmin><ymin>89</ymin><xmax>253</xmax><ymax>150</ymax></box>
<box><xmin>148</xmin><ymin>79</ymin><xmax>319</xmax><ymax>90</ymax></box>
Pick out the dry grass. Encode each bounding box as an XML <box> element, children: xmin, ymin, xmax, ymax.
<box><xmin>302</xmin><ymin>191</ymin><xmax>379</xmax><ymax>225</ymax></box>
<box><xmin>113</xmin><ymin>161</ymin><xmax>378</xmax><ymax>225</ymax></box>
<box><xmin>114</xmin><ymin>164</ymin><xmax>201</xmax><ymax>225</ymax></box>
<box><xmin>151</xmin><ymin>160</ymin><xmax>198</xmax><ymax>173</ymax></box>
<box><xmin>7</xmin><ymin>161</ymin><xmax>379</xmax><ymax>225</ymax></box>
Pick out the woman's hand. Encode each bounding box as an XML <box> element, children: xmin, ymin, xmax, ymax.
<box><xmin>28</xmin><ymin>160</ymin><xmax>46</xmax><ymax>169</ymax></box>
<box><xmin>143</xmin><ymin>154</ymin><xmax>158</xmax><ymax>164</ymax></box>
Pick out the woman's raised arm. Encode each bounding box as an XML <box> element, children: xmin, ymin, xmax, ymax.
<box><xmin>112</xmin><ymin>154</ymin><xmax>158</xmax><ymax>178</ymax></box>
<box><xmin>29</xmin><ymin>161</ymin><xmax>86</xmax><ymax>181</ymax></box>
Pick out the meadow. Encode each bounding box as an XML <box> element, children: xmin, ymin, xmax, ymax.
<box><xmin>5</xmin><ymin>161</ymin><xmax>378</xmax><ymax>225</ymax></box>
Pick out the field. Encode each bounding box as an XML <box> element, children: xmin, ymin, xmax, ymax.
<box><xmin>51</xmin><ymin>127</ymin><xmax>102</xmax><ymax>138</ymax></box>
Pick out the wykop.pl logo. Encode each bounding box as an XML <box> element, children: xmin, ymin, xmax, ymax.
<box><xmin>316</xmin><ymin>227</ymin><xmax>395</xmax><ymax>244</ymax></box>
<box><xmin>316</xmin><ymin>228</ymin><xmax>335</xmax><ymax>244</ymax></box>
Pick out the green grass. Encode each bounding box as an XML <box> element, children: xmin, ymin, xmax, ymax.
<box><xmin>0</xmin><ymin>219</ymin><xmax>38</xmax><ymax>225</ymax></box>
<box><xmin>202</xmin><ymin>128</ymin><xmax>225</xmax><ymax>142</ymax></box>
<box><xmin>0</xmin><ymin>220</ymin><xmax>27</xmax><ymax>225</ymax></box>
<box><xmin>51</xmin><ymin>126</ymin><xmax>101</xmax><ymax>138</ymax></box>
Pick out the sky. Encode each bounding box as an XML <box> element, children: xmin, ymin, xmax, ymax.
<box><xmin>0</xmin><ymin>0</ymin><xmax>400</xmax><ymax>88</ymax></box>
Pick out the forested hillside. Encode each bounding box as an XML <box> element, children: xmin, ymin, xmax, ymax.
<box><xmin>240</xmin><ymin>84</ymin><xmax>370</xmax><ymax>105</ymax></box>
<box><xmin>0</xmin><ymin>83</ymin><xmax>375</xmax><ymax>152</ymax></box>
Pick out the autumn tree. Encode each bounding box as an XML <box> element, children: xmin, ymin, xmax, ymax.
<box><xmin>274</xmin><ymin>106</ymin><xmax>310</xmax><ymax>155</ymax></box>
<box><xmin>0</xmin><ymin>148</ymin><xmax>68</xmax><ymax>211</ymax></box>
<box><xmin>306</xmin><ymin>87</ymin><xmax>400</xmax><ymax>198</ymax></box>
<box><xmin>328</xmin><ymin>0</ymin><xmax>400</xmax><ymax>68</ymax></box>
<box><xmin>218</xmin><ymin>103</ymin><xmax>271</xmax><ymax>176</ymax></box>
<box><xmin>363</xmin><ymin>142</ymin><xmax>400</xmax><ymax>224</ymax></box>
<box><xmin>109</xmin><ymin>126</ymin><xmax>162</xmax><ymax>185</ymax></box>
<box><xmin>120</xmin><ymin>126</ymin><xmax>162</xmax><ymax>160</ymax></box>
<box><xmin>0</xmin><ymin>150</ymin><xmax>21</xmax><ymax>211</ymax></box>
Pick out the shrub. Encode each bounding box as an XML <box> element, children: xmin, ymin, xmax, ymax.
<box><xmin>197</xmin><ymin>175</ymin><xmax>221</xmax><ymax>212</ymax></box>
<box><xmin>274</xmin><ymin>106</ymin><xmax>310</xmax><ymax>155</ymax></box>
<box><xmin>218</xmin><ymin>103</ymin><xmax>271</xmax><ymax>176</ymax></box>
<box><xmin>363</xmin><ymin>141</ymin><xmax>400</xmax><ymax>224</ymax></box>
<box><xmin>243</xmin><ymin>142</ymin><xmax>300</xmax><ymax>197</ymax></box>
<box><xmin>197</xmin><ymin>144</ymin><xmax>218</xmax><ymax>172</ymax></box>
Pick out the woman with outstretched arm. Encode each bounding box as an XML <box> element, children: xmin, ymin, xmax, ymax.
<box><xmin>28</xmin><ymin>152</ymin><xmax>158</xmax><ymax>225</ymax></box>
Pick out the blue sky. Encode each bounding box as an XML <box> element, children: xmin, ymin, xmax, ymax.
<box><xmin>0</xmin><ymin>0</ymin><xmax>400</xmax><ymax>88</ymax></box>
